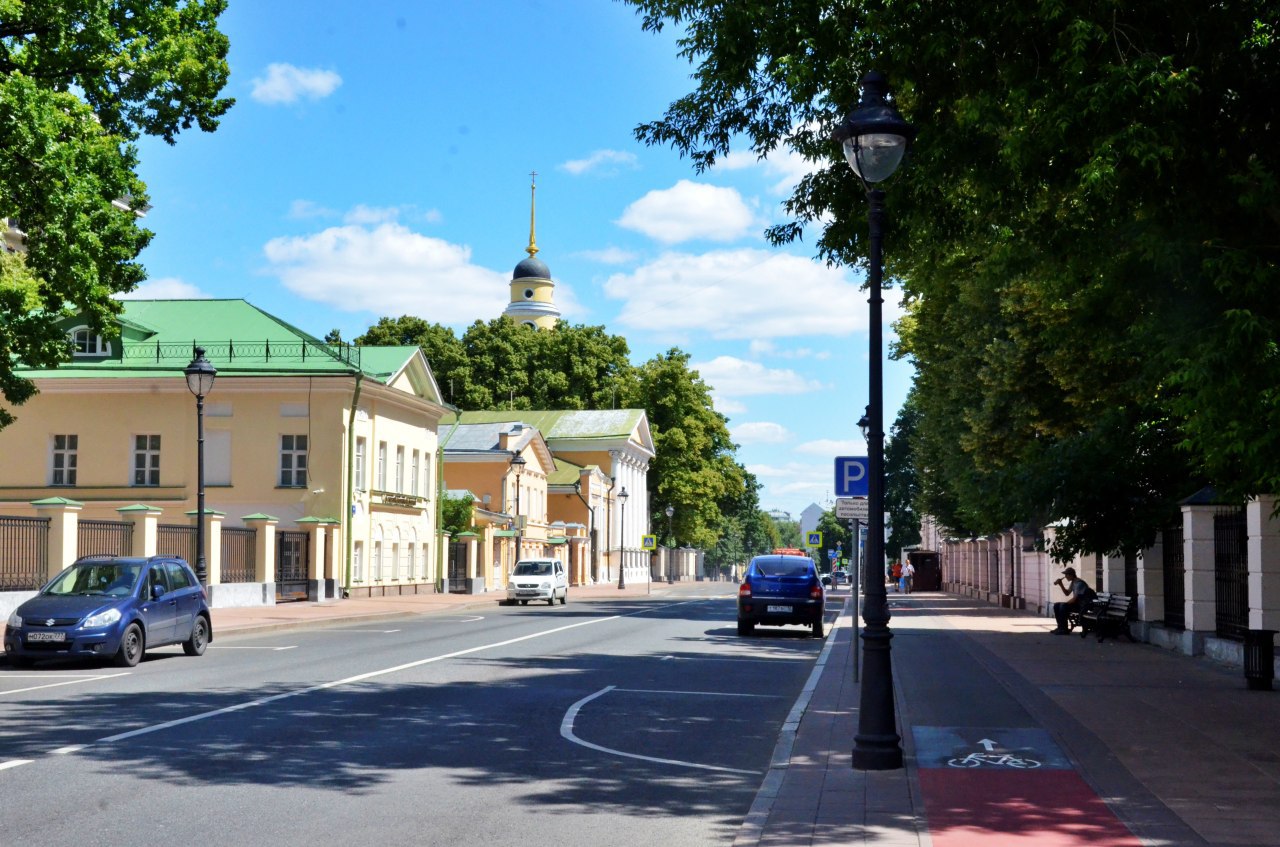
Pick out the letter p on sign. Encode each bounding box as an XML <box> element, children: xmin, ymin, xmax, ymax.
<box><xmin>834</xmin><ymin>456</ymin><xmax>869</xmax><ymax>497</ymax></box>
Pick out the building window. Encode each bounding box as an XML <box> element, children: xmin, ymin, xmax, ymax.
<box><xmin>354</xmin><ymin>437</ymin><xmax>367</xmax><ymax>492</ymax></box>
<box><xmin>395</xmin><ymin>446</ymin><xmax>405</xmax><ymax>493</ymax></box>
<box><xmin>373</xmin><ymin>542</ymin><xmax>383</xmax><ymax>580</ymax></box>
<box><xmin>411</xmin><ymin>450</ymin><xmax>420</xmax><ymax>497</ymax></box>
<box><xmin>377</xmin><ymin>441</ymin><xmax>387</xmax><ymax>490</ymax></box>
<box><xmin>132</xmin><ymin>435</ymin><xmax>161</xmax><ymax>486</ymax></box>
<box><xmin>353</xmin><ymin>542</ymin><xmax>364</xmax><ymax>582</ymax></box>
<box><xmin>51</xmin><ymin>434</ymin><xmax>78</xmax><ymax>486</ymax></box>
<box><xmin>423</xmin><ymin>453</ymin><xmax>432</xmax><ymax>499</ymax></box>
<box><xmin>69</xmin><ymin>326</ymin><xmax>111</xmax><ymax>357</ymax></box>
<box><xmin>392</xmin><ymin>542</ymin><xmax>401</xmax><ymax>579</ymax></box>
<box><xmin>279</xmin><ymin>435</ymin><xmax>308</xmax><ymax>487</ymax></box>
<box><xmin>408</xmin><ymin>544</ymin><xmax>417</xmax><ymax>579</ymax></box>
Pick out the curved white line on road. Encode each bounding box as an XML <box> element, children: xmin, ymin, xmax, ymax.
<box><xmin>561</xmin><ymin>686</ymin><xmax>759</xmax><ymax>775</ymax></box>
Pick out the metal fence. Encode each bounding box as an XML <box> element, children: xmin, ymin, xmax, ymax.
<box><xmin>1162</xmin><ymin>521</ymin><xmax>1185</xmax><ymax>629</ymax></box>
<box><xmin>1213</xmin><ymin>506</ymin><xmax>1249</xmax><ymax>640</ymax></box>
<box><xmin>448</xmin><ymin>540</ymin><xmax>469</xmax><ymax>592</ymax></box>
<box><xmin>276</xmin><ymin>531</ymin><xmax>309</xmax><ymax>602</ymax></box>
<box><xmin>0</xmin><ymin>515</ymin><xmax>49</xmax><ymax>590</ymax></box>
<box><xmin>77</xmin><ymin>519</ymin><xmax>134</xmax><ymax>558</ymax></box>
<box><xmin>157</xmin><ymin>524</ymin><xmax>198</xmax><ymax>565</ymax></box>
<box><xmin>220</xmin><ymin>527</ymin><xmax>257</xmax><ymax>583</ymax></box>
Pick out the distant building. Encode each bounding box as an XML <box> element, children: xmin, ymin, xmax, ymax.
<box><xmin>800</xmin><ymin>503</ymin><xmax>826</xmax><ymax>535</ymax></box>
<box><xmin>767</xmin><ymin>509</ymin><xmax>792</xmax><ymax>524</ymax></box>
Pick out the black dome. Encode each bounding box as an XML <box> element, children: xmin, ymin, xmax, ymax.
<box><xmin>513</xmin><ymin>256</ymin><xmax>550</xmax><ymax>280</ymax></box>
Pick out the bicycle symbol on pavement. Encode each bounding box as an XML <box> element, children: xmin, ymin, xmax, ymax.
<box><xmin>946</xmin><ymin>751</ymin><xmax>1041</xmax><ymax>769</ymax></box>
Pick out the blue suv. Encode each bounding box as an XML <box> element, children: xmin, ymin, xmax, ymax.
<box><xmin>5</xmin><ymin>555</ymin><xmax>212</xmax><ymax>668</ymax></box>
<box><xmin>737</xmin><ymin>552</ymin><xmax>825</xmax><ymax>638</ymax></box>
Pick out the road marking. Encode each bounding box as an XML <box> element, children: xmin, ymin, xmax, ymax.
<box><xmin>210</xmin><ymin>645</ymin><xmax>298</xmax><ymax>651</ymax></box>
<box><xmin>0</xmin><ymin>760</ymin><xmax>33</xmax><ymax>771</ymax></box>
<box><xmin>0</xmin><ymin>673</ymin><xmax>130</xmax><ymax>697</ymax></box>
<box><xmin>51</xmin><ymin>745</ymin><xmax>85</xmax><ymax>756</ymax></box>
<box><xmin>338</xmin><ymin>629</ymin><xmax>401</xmax><ymax>633</ymax></box>
<box><xmin>94</xmin><ymin>615</ymin><xmax>621</xmax><ymax>746</ymax></box>
<box><xmin>612</xmin><ymin>687</ymin><xmax>781</xmax><ymax>698</ymax></box>
<box><xmin>561</xmin><ymin>686</ymin><xmax>760</xmax><ymax>774</ymax></box>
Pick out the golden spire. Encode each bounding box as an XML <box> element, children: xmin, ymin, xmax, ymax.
<box><xmin>526</xmin><ymin>170</ymin><xmax>539</xmax><ymax>258</ymax></box>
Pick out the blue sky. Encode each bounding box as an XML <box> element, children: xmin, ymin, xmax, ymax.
<box><xmin>125</xmin><ymin>0</ymin><xmax>914</xmax><ymax>521</ymax></box>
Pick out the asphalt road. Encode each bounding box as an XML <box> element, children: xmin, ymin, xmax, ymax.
<box><xmin>0</xmin><ymin>584</ymin><xmax>830</xmax><ymax>847</ymax></box>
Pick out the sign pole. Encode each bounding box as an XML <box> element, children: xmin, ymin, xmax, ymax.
<box><xmin>851</xmin><ymin>517</ymin><xmax>861</xmax><ymax>683</ymax></box>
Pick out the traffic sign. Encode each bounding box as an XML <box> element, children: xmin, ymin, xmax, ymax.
<box><xmin>834</xmin><ymin>456</ymin><xmax>869</xmax><ymax>497</ymax></box>
<box><xmin>805</xmin><ymin>531</ymin><xmax>822</xmax><ymax>548</ymax></box>
<box><xmin>835</xmin><ymin>497</ymin><xmax>869</xmax><ymax>521</ymax></box>
<box><xmin>641</xmin><ymin>534</ymin><xmax>657</xmax><ymax>550</ymax></box>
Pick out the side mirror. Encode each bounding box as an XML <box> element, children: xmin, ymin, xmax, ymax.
<box><xmin>151</xmin><ymin>584</ymin><xmax>166</xmax><ymax>600</ymax></box>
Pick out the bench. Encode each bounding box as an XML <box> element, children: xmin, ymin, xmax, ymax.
<box><xmin>1072</xmin><ymin>592</ymin><xmax>1135</xmax><ymax>642</ymax></box>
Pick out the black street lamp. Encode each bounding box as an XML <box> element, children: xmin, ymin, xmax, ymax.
<box><xmin>665</xmin><ymin>504</ymin><xmax>675</xmax><ymax>583</ymax></box>
<box><xmin>617</xmin><ymin>487</ymin><xmax>629</xmax><ymax>589</ymax></box>
<box><xmin>573</xmin><ymin>480</ymin><xmax>596</xmax><ymax>583</ymax></box>
<box><xmin>510</xmin><ymin>452</ymin><xmax>526</xmax><ymax>565</ymax></box>
<box><xmin>184</xmin><ymin>347</ymin><xmax>217</xmax><ymax>586</ymax></box>
<box><xmin>834</xmin><ymin>70</ymin><xmax>915</xmax><ymax>772</ymax></box>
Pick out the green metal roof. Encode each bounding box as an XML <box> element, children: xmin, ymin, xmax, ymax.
<box><xmin>20</xmin><ymin>299</ymin><xmax>417</xmax><ymax>383</ymax></box>
<box><xmin>458</xmin><ymin>409</ymin><xmax>645</xmax><ymax>441</ymax></box>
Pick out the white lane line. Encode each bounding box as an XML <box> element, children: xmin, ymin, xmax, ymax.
<box><xmin>0</xmin><ymin>673</ymin><xmax>130</xmax><ymax>697</ymax></box>
<box><xmin>337</xmin><ymin>629</ymin><xmax>401</xmax><ymax>634</ymax></box>
<box><xmin>210</xmin><ymin>645</ymin><xmax>299</xmax><ymax>651</ymax></box>
<box><xmin>51</xmin><ymin>746</ymin><xmax>85</xmax><ymax>756</ymax></box>
<box><xmin>561</xmin><ymin>686</ymin><xmax>759</xmax><ymax>775</ymax></box>
<box><xmin>0</xmin><ymin>760</ymin><xmax>34</xmax><ymax>771</ymax></box>
<box><xmin>95</xmin><ymin>615</ymin><xmax>621</xmax><ymax>745</ymax></box>
<box><xmin>612</xmin><ymin>687</ymin><xmax>782</xmax><ymax>698</ymax></box>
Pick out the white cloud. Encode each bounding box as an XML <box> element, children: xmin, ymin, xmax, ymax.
<box><xmin>713</xmin><ymin>396</ymin><xmax>746</xmax><ymax>415</ymax></box>
<box><xmin>560</xmin><ymin>150</ymin><xmax>639</xmax><ymax>176</ymax></box>
<box><xmin>694</xmin><ymin>356</ymin><xmax>823</xmax><ymax>399</ymax></box>
<box><xmin>747</xmin><ymin>461</ymin><xmax>833</xmax><ymax>509</ymax></box>
<box><xmin>617</xmin><ymin>180</ymin><xmax>756</xmax><ymax>243</ymax></box>
<box><xmin>606</xmin><ymin>248</ymin><xmax>896</xmax><ymax>340</ymax></box>
<box><xmin>344</xmin><ymin>205</ymin><xmax>403</xmax><ymax>225</ymax></box>
<box><xmin>251</xmin><ymin>63</ymin><xmax>342</xmax><ymax>105</ymax></box>
<box><xmin>733</xmin><ymin>421</ymin><xmax>791</xmax><ymax>445</ymax></box>
<box><xmin>261</xmin><ymin>222</ymin><xmax>511</xmax><ymax>324</ymax></box>
<box><xmin>116</xmin><ymin>278</ymin><xmax>208</xmax><ymax>300</ymax></box>
<box><xmin>288</xmin><ymin>199</ymin><xmax>337</xmax><ymax>220</ymax></box>
<box><xmin>795</xmin><ymin>438</ymin><xmax>864</xmax><ymax>457</ymax></box>
<box><xmin>714</xmin><ymin>133</ymin><xmax>823</xmax><ymax>195</ymax></box>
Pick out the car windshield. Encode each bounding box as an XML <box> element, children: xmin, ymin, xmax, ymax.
<box><xmin>514</xmin><ymin>562</ymin><xmax>552</xmax><ymax>576</ymax></box>
<box><xmin>755</xmin><ymin>559</ymin><xmax>813</xmax><ymax>577</ymax></box>
<box><xmin>44</xmin><ymin>562</ymin><xmax>142</xmax><ymax>598</ymax></box>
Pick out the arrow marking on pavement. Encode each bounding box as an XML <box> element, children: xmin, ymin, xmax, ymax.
<box><xmin>979</xmin><ymin>738</ymin><xmax>997</xmax><ymax>751</ymax></box>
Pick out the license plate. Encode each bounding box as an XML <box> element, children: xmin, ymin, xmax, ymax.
<box><xmin>27</xmin><ymin>631</ymin><xmax>65</xmax><ymax>643</ymax></box>
<box><xmin>766</xmin><ymin>605</ymin><xmax>791</xmax><ymax>614</ymax></box>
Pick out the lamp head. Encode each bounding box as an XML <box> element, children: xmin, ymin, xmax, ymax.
<box><xmin>184</xmin><ymin>347</ymin><xmax>217</xmax><ymax>397</ymax></box>
<box><xmin>833</xmin><ymin>71</ymin><xmax>915</xmax><ymax>186</ymax></box>
<box><xmin>665</xmin><ymin>505</ymin><xmax>674</xmax><ymax>518</ymax></box>
<box><xmin>856</xmin><ymin>406</ymin><xmax>871</xmax><ymax>441</ymax></box>
<box><xmin>510</xmin><ymin>452</ymin><xmax>527</xmax><ymax>475</ymax></box>
<box><xmin>618</xmin><ymin>487</ymin><xmax>629</xmax><ymax>505</ymax></box>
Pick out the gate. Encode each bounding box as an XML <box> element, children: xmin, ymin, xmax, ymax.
<box><xmin>276</xmin><ymin>531</ymin><xmax>310</xmax><ymax>602</ymax></box>
<box><xmin>220</xmin><ymin>527</ymin><xmax>256</xmax><ymax>583</ymax></box>
<box><xmin>0</xmin><ymin>515</ymin><xmax>49</xmax><ymax>590</ymax></box>
<box><xmin>1213</xmin><ymin>506</ymin><xmax>1248</xmax><ymax>640</ymax></box>
<box><xmin>157</xmin><ymin>524</ymin><xmax>197</xmax><ymax>564</ymax></box>
<box><xmin>1162</xmin><ymin>521</ymin><xmax>1185</xmax><ymax>629</ymax></box>
<box><xmin>77</xmin><ymin>519</ymin><xmax>133</xmax><ymax>557</ymax></box>
<box><xmin>448</xmin><ymin>540</ymin><xmax>468</xmax><ymax>593</ymax></box>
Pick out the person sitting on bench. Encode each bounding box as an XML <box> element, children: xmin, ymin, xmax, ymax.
<box><xmin>1051</xmin><ymin>567</ymin><xmax>1094</xmax><ymax>634</ymax></box>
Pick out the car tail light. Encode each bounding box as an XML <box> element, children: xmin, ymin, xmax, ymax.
<box><xmin>738</xmin><ymin>582</ymin><xmax>751</xmax><ymax>598</ymax></box>
<box><xmin>810</xmin><ymin>581</ymin><xmax>822</xmax><ymax>600</ymax></box>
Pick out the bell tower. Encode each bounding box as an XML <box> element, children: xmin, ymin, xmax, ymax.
<box><xmin>502</xmin><ymin>172</ymin><xmax>561</xmax><ymax>330</ymax></box>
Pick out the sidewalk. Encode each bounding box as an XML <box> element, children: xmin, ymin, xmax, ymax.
<box><xmin>741</xmin><ymin>591</ymin><xmax>1280</xmax><ymax>846</ymax></box>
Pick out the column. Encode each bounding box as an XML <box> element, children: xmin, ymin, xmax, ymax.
<box><xmin>32</xmin><ymin>497</ymin><xmax>82</xmax><ymax>577</ymax></box>
<box><xmin>297</xmin><ymin>517</ymin><xmax>327</xmax><ymax>601</ymax></box>
<box><xmin>244</xmin><ymin>514</ymin><xmax>278</xmax><ymax>585</ymax></box>
<box><xmin>1099</xmin><ymin>553</ymin><xmax>1126</xmax><ymax>595</ymax></box>
<box><xmin>1137</xmin><ymin>536</ymin><xmax>1165</xmax><ymax>624</ymax></box>
<box><xmin>1184</xmin><ymin>505</ymin><xmax>1217</xmax><ymax>638</ymax></box>
<box><xmin>1248</xmin><ymin>496</ymin><xmax>1280</xmax><ymax>631</ymax></box>
<box><xmin>117</xmin><ymin>504</ymin><xmax>162</xmax><ymax>557</ymax></box>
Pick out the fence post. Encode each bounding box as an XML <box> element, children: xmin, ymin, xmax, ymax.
<box><xmin>321</xmin><ymin>518</ymin><xmax>342</xmax><ymax>595</ymax></box>
<box><xmin>1184</xmin><ymin>504</ymin><xmax>1217</xmax><ymax>646</ymax></box>
<box><xmin>298</xmin><ymin>517</ymin><xmax>327</xmax><ymax>601</ymax></box>
<box><xmin>189</xmin><ymin>509</ymin><xmax>224</xmax><ymax>585</ymax></box>
<box><xmin>117</xmin><ymin>504</ymin><xmax>162</xmax><ymax>557</ymax></box>
<box><xmin>244</xmin><ymin>514</ymin><xmax>278</xmax><ymax>585</ymax></box>
<box><xmin>31</xmin><ymin>497</ymin><xmax>83</xmax><ymax>578</ymax></box>
<box><xmin>1247</xmin><ymin>495</ymin><xmax>1280</xmax><ymax>632</ymax></box>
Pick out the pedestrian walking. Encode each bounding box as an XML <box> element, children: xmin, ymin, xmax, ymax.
<box><xmin>890</xmin><ymin>561</ymin><xmax>902</xmax><ymax>592</ymax></box>
<box><xmin>902</xmin><ymin>560</ymin><xmax>915</xmax><ymax>594</ymax></box>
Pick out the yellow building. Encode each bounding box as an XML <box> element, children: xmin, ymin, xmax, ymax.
<box><xmin>501</xmin><ymin>175</ymin><xmax>562</xmax><ymax>330</ymax></box>
<box><xmin>0</xmin><ymin>299</ymin><xmax>449</xmax><ymax>606</ymax></box>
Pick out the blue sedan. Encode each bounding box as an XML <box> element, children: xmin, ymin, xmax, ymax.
<box><xmin>4</xmin><ymin>555</ymin><xmax>212</xmax><ymax>668</ymax></box>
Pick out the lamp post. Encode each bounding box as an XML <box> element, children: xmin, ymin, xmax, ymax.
<box><xmin>184</xmin><ymin>347</ymin><xmax>217</xmax><ymax>587</ymax></box>
<box><xmin>834</xmin><ymin>70</ymin><xmax>915</xmax><ymax>771</ymax></box>
<box><xmin>510</xmin><ymin>452</ymin><xmax>526</xmax><ymax>566</ymax></box>
<box><xmin>573</xmin><ymin>480</ymin><xmax>596</xmax><ymax>583</ymax></box>
<box><xmin>617</xmin><ymin>487</ymin><xmax>629</xmax><ymax>589</ymax></box>
<box><xmin>665</xmin><ymin>504</ymin><xmax>675</xmax><ymax>583</ymax></box>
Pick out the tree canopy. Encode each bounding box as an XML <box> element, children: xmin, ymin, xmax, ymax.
<box><xmin>625</xmin><ymin>0</ymin><xmax>1277</xmax><ymax>558</ymax></box>
<box><xmin>0</xmin><ymin>0</ymin><xmax>233</xmax><ymax>429</ymax></box>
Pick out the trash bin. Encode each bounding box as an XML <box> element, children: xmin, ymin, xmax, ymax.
<box><xmin>1244</xmin><ymin>630</ymin><xmax>1276</xmax><ymax>691</ymax></box>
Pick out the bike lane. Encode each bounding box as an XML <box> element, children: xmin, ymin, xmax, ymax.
<box><xmin>889</xmin><ymin>603</ymin><xmax>1144</xmax><ymax>846</ymax></box>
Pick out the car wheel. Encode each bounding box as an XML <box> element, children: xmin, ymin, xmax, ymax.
<box><xmin>548</xmin><ymin>595</ymin><xmax>556</xmax><ymax>606</ymax></box>
<box><xmin>559</xmin><ymin>589</ymin><xmax>567</xmax><ymax>605</ymax></box>
<box><xmin>812</xmin><ymin>618</ymin><xmax>825</xmax><ymax>639</ymax></box>
<box><xmin>114</xmin><ymin>623</ymin><xmax>144</xmax><ymax>668</ymax></box>
<box><xmin>737</xmin><ymin>620</ymin><xmax>754</xmax><ymax>636</ymax></box>
<box><xmin>520</xmin><ymin>600</ymin><xmax>528</xmax><ymax>606</ymax></box>
<box><xmin>183</xmin><ymin>615</ymin><xmax>209</xmax><ymax>656</ymax></box>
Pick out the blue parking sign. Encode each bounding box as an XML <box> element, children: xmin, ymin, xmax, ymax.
<box><xmin>834</xmin><ymin>456</ymin><xmax>869</xmax><ymax>497</ymax></box>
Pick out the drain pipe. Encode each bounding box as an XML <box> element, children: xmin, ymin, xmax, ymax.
<box><xmin>435</xmin><ymin>403</ymin><xmax>462</xmax><ymax>593</ymax></box>
<box><xmin>343</xmin><ymin>371</ymin><xmax>363</xmax><ymax>596</ymax></box>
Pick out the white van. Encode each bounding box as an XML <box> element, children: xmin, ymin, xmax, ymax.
<box><xmin>504</xmin><ymin>558</ymin><xmax>568</xmax><ymax>606</ymax></box>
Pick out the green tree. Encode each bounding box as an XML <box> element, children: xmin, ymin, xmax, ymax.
<box><xmin>439</xmin><ymin>492</ymin><xmax>475</xmax><ymax>535</ymax></box>
<box><xmin>884</xmin><ymin>395</ymin><xmax>922</xmax><ymax>556</ymax></box>
<box><xmin>814</xmin><ymin>509</ymin><xmax>850</xmax><ymax>570</ymax></box>
<box><xmin>624</xmin><ymin>0</ymin><xmax>1274</xmax><ymax>558</ymax></box>
<box><xmin>0</xmin><ymin>0</ymin><xmax>233</xmax><ymax>429</ymax></box>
